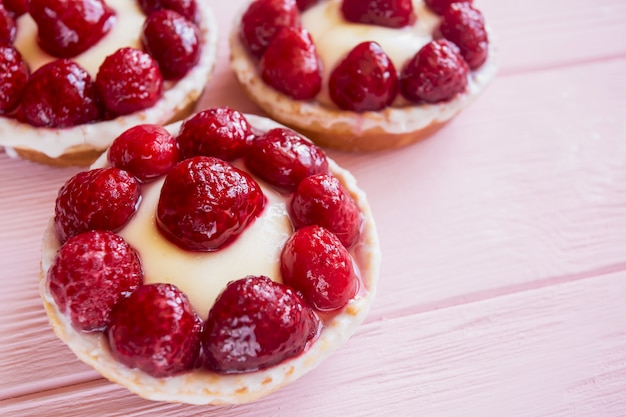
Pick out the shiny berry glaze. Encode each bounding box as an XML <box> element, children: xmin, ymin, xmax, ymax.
<box><xmin>341</xmin><ymin>0</ymin><xmax>415</xmax><ymax>28</ymax></box>
<box><xmin>54</xmin><ymin>167</ymin><xmax>141</xmax><ymax>243</ymax></box>
<box><xmin>108</xmin><ymin>283</ymin><xmax>202</xmax><ymax>378</ymax></box>
<box><xmin>108</xmin><ymin>124</ymin><xmax>181</xmax><ymax>182</ymax></box>
<box><xmin>0</xmin><ymin>45</ymin><xmax>29</xmax><ymax>115</ymax></box>
<box><xmin>20</xmin><ymin>59</ymin><xmax>101</xmax><ymax>127</ymax></box>
<box><xmin>177</xmin><ymin>107</ymin><xmax>253</xmax><ymax>161</ymax></box>
<box><xmin>329</xmin><ymin>41</ymin><xmax>398</xmax><ymax>112</ymax></box>
<box><xmin>439</xmin><ymin>2</ymin><xmax>489</xmax><ymax>70</ymax></box>
<box><xmin>291</xmin><ymin>174</ymin><xmax>362</xmax><ymax>248</ymax></box>
<box><xmin>201</xmin><ymin>276</ymin><xmax>320</xmax><ymax>373</ymax></box>
<box><xmin>141</xmin><ymin>9</ymin><xmax>201</xmax><ymax>80</ymax></box>
<box><xmin>28</xmin><ymin>0</ymin><xmax>116</xmax><ymax>58</ymax></box>
<box><xmin>400</xmin><ymin>39</ymin><xmax>469</xmax><ymax>103</ymax></box>
<box><xmin>0</xmin><ymin>4</ymin><xmax>17</xmax><ymax>43</ymax></box>
<box><xmin>138</xmin><ymin>0</ymin><xmax>199</xmax><ymax>24</ymax></box>
<box><xmin>245</xmin><ymin>127</ymin><xmax>329</xmax><ymax>191</ymax></box>
<box><xmin>48</xmin><ymin>230</ymin><xmax>143</xmax><ymax>332</ymax></box>
<box><xmin>240</xmin><ymin>0</ymin><xmax>299</xmax><ymax>58</ymax></box>
<box><xmin>260</xmin><ymin>26</ymin><xmax>322</xmax><ymax>100</ymax></box>
<box><xmin>281</xmin><ymin>225</ymin><xmax>357</xmax><ymax>311</ymax></box>
<box><xmin>157</xmin><ymin>156</ymin><xmax>266</xmax><ymax>251</ymax></box>
<box><xmin>95</xmin><ymin>47</ymin><xmax>163</xmax><ymax>116</ymax></box>
<box><xmin>424</xmin><ymin>0</ymin><xmax>472</xmax><ymax>15</ymax></box>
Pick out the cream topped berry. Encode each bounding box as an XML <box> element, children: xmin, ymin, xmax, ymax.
<box><xmin>40</xmin><ymin>111</ymin><xmax>380</xmax><ymax>404</ymax></box>
<box><xmin>230</xmin><ymin>0</ymin><xmax>497</xmax><ymax>151</ymax></box>
<box><xmin>0</xmin><ymin>0</ymin><xmax>218</xmax><ymax>166</ymax></box>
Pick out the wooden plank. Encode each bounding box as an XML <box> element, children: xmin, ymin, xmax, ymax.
<box><xmin>2</xmin><ymin>270</ymin><xmax>625</xmax><ymax>417</ymax></box>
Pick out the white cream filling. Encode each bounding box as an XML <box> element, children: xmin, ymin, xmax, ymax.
<box><xmin>118</xmin><ymin>171</ymin><xmax>293</xmax><ymax>320</ymax></box>
<box><xmin>0</xmin><ymin>0</ymin><xmax>218</xmax><ymax>159</ymax></box>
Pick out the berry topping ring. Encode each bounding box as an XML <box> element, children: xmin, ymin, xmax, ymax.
<box><xmin>0</xmin><ymin>0</ymin><xmax>218</xmax><ymax>166</ymax></box>
<box><xmin>230</xmin><ymin>0</ymin><xmax>498</xmax><ymax>151</ymax></box>
<box><xmin>40</xmin><ymin>110</ymin><xmax>380</xmax><ymax>404</ymax></box>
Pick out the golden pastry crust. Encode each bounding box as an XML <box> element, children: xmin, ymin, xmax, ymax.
<box><xmin>39</xmin><ymin>115</ymin><xmax>381</xmax><ymax>405</ymax></box>
<box><xmin>229</xmin><ymin>1</ymin><xmax>498</xmax><ymax>152</ymax></box>
<box><xmin>0</xmin><ymin>2</ymin><xmax>218</xmax><ymax>167</ymax></box>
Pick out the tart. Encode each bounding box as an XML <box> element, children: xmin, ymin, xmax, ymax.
<box><xmin>40</xmin><ymin>109</ymin><xmax>380</xmax><ymax>404</ymax></box>
<box><xmin>230</xmin><ymin>0</ymin><xmax>498</xmax><ymax>151</ymax></box>
<box><xmin>0</xmin><ymin>0</ymin><xmax>217</xmax><ymax>166</ymax></box>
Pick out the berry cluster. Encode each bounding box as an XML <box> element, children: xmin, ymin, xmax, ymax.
<box><xmin>48</xmin><ymin>107</ymin><xmax>364</xmax><ymax>377</ymax></box>
<box><xmin>0</xmin><ymin>0</ymin><xmax>202</xmax><ymax>126</ymax></box>
<box><xmin>239</xmin><ymin>0</ymin><xmax>489</xmax><ymax>112</ymax></box>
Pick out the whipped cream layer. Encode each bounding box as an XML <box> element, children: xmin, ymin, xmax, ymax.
<box><xmin>302</xmin><ymin>0</ymin><xmax>439</xmax><ymax>106</ymax></box>
<box><xmin>119</xmin><ymin>170</ymin><xmax>293</xmax><ymax>320</ymax></box>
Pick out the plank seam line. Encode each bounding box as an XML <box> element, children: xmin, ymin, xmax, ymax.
<box><xmin>497</xmin><ymin>52</ymin><xmax>626</xmax><ymax>78</ymax></box>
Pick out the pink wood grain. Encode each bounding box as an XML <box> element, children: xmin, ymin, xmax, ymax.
<box><xmin>1</xmin><ymin>0</ymin><xmax>626</xmax><ymax>415</ymax></box>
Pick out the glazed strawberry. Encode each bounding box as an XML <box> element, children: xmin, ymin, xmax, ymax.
<box><xmin>341</xmin><ymin>0</ymin><xmax>415</xmax><ymax>28</ymax></box>
<box><xmin>281</xmin><ymin>226</ymin><xmax>357</xmax><ymax>311</ymax></box>
<box><xmin>20</xmin><ymin>59</ymin><xmax>101</xmax><ymax>128</ymax></box>
<box><xmin>138</xmin><ymin>0</ymin><xmax>198</xmax><ymax>24</ymax></box>
<box><xmin>329</xmin><ymin>41</ymin><xmax>398</xmax><ymax>112</ymax></box>
<box><xmin>400</xmin><ymin>39</ymin><xmax>468</xmax><ymax>103</ymax></box>
<box><xmin>0</xmin><ymin>3</ymin><xmax>16</xmax><ymax>43</ymax></box>
<box><xmin>245</xmin><ymin>127</ymin><xmax>329</xmax><ymax>191</ymax></box>
<box><xmin>48</xmin><ymin>230</ymin><xmax>143</xmax><ymax>332</ymax></box>
<box><xmin>424</xmin><ymin>0</ymin><xmax>472</xmax><ymax>15</ymax></box>
<box><xmin>95</xmin><ymin>47</ymin><xmax>163</xmax><ymax>116</ymax></box>
<box><xmin>240</xmin><ymin>0</ymin><xmax>299</xmax><ymax>58</ymax></box>
<box><xmin>3</xmin><ymin>0</ymin><xmax>29</xmax><ymax>17</ymax></box>
<box><xmin>28</xmin><ymin>0</ymin><xmax>116</xmax><ymax>58</ymax></box>
<box><xmin>296</xmin><ymin>0</ymin><xmax>318</xmax><ymax>11</ymax></box>
<box><xmin>54</xmin><ymin>167</ymin><xmax>141</xmax><ymax>243</ymax></box>
<box><xmin>439</xmin><ymin>3</ymin><xmax>489</xmax><ymax>70</ymax></box>
<box><xmin>260</xmin><ymin>26</ymin><xmax>322</xmax><ymax>100</ymax></box>
<box><xmin>157</xmin><ymin>156</ymin><xmax>266</xmax><ymax>251</ymax></box>
<box><xmin>177</xmin><ymin>107</ymin><xmax>252</xmax><ymax>161</ymax></box>
<box><xmin>291</xmin><ymin>174</ymin><xmax>362</xmax><ymax>248</ymax></box>
<box><xmin>108</xmin><ymin>283</ymin><xmax>202</xmax><ymax>378</ymax></box>
<box><xmin>108</xmin><ymin>124</ymin><xmax>181</xmax><ymax>182</ymax></box>
<box><xmin>141</xmin><ymin>9</ymin><xmax>201</xmax><ymax>80</ymax></box>
<box><xmin>201</xmin><ymin>276</ymin><xmax>319</xmax><ymax>373</ymax></box>
<box><xmin>0</xmin><ymin>45</ymin><xmax>29</xmax><ymax>115</ymax></box>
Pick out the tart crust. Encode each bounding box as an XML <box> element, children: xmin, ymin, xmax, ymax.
<box><xmin>0</xmin><ymin>2</ymin><xmax>218</xmax><ymax>167</ymax></box>
<box><xmin>39</xmin><ymin>115</ymin><xmax>381</xmax><ymax>405</ymax></box>
<box><xmin>229</xmin><ymin>1</ymin><xmax>498</xmax><ymax>152</ymax></box>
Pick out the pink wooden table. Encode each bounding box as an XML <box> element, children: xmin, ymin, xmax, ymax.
<box><xmin>2</xmin><ymin>0</ymin><xmax>626</xmax><ymax>415</ymax></box>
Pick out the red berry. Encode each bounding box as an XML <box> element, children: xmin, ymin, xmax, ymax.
<box><xmin>296</xmin><ymin>0</ymin><xmax>318</xmax><ymax>11</ymax></box>
<box><xmin>0</xmin><ymin>45</ymin><xmax>29</xmax><ymax>115</ymax></box>
<box><xmin>20</xmin><ymin>59</ymin><xmax>101</xmax><ymax>127</ymax></box>
<box><xmin>48</xmin><ymin>230</ymin><xmax>143</xmax><ymax>332</ymax></box>
<box><xmin>245</xmin><ymin>128</ymin><xmax>328</xmax><ymax>191</ymax></box>
<box><xmin>201</xmin><ymin>276</ymin><xmax>319</xmax><ymax>373</ymax></box>
<box><xmin>108</xmin><ymin>283</ymin><xmax>202</xmax><ymax>378</ymax></box>
<box><xmin>341</xmin><ymin>0</ymin><xmax>415</xmax><ymax>28</ymax></box>
<box><xmin>96</xmin><ymin>47</ymin><xmax>163</xmax><ymax>116</ymax></box>
<box><xmin>138</xmin><ymin>0</ymin><xmax>198</xmax><ymax>24</ymax></box>
<box><xmin>329</xmin><ymin>41</ymin><xmax>398</xmax><ymax>112</ymax></box>
<box><xmin>54</xmin><ymin>167</ymin><xmax>141</xmax><ymax>243</ymax></box>
<box><xmin>3</xmin><ymin>0</ymin><xmax>29</xmax><ymax>17</ymax></box>
<box><xmin>177</xmin><ymin>107</ymin><xmax>253</xmax><ymax>161</ymax></box>
<box><xmin>240</xmin><ymin>0</ymin><xmax>299</xmax><ymax>58</ymax></box>
<box><xmin>260</xmin><ymin>26</ymin><xmax>322</xmax><ymax>100</ymax></box>
<box><xmin>108</xmin><ymin>124</ymin><xmax>181</xmax><ymax>182</ymax></box>
<box><xmin>141</xmin><ymin>9</ymin><xmax>201</xmax><ymax>80</ymax></box>
<box><xmin>290</xmin><ymin>174</ymin><xmax>362</xmax><ymax>248</ymax></box>
<box><xmin>424</xmin><ymin>0</ymin><xmax>472</xmax><ymax>15</ymax></box>
<box><xmin>281</xmin><ymin>226</ymin><xmax>357</xmax><ymax>311</ymax></box>
<box><xmin>439</xmin><ymin>3</ymin><xmax>488</xmax><ymax>70</ymax></box>
<box><xmin>0</xmin><ymin>4</ymin><xmax>17</xmax><ymax>43</ymax></box>
<box><xmin>400</xmin><ymin>39</ymin><xmax>468</xmax><ymax>103</ymax></box>
<box><xmin>157</xmin><ymin>156</ymin><xmax>266</xmax><ymax>251</ymax></box>
<box><xmin>28</xmin><ymin>0</ymin><xmax>116</xmax><ymax>58</ymax></box>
